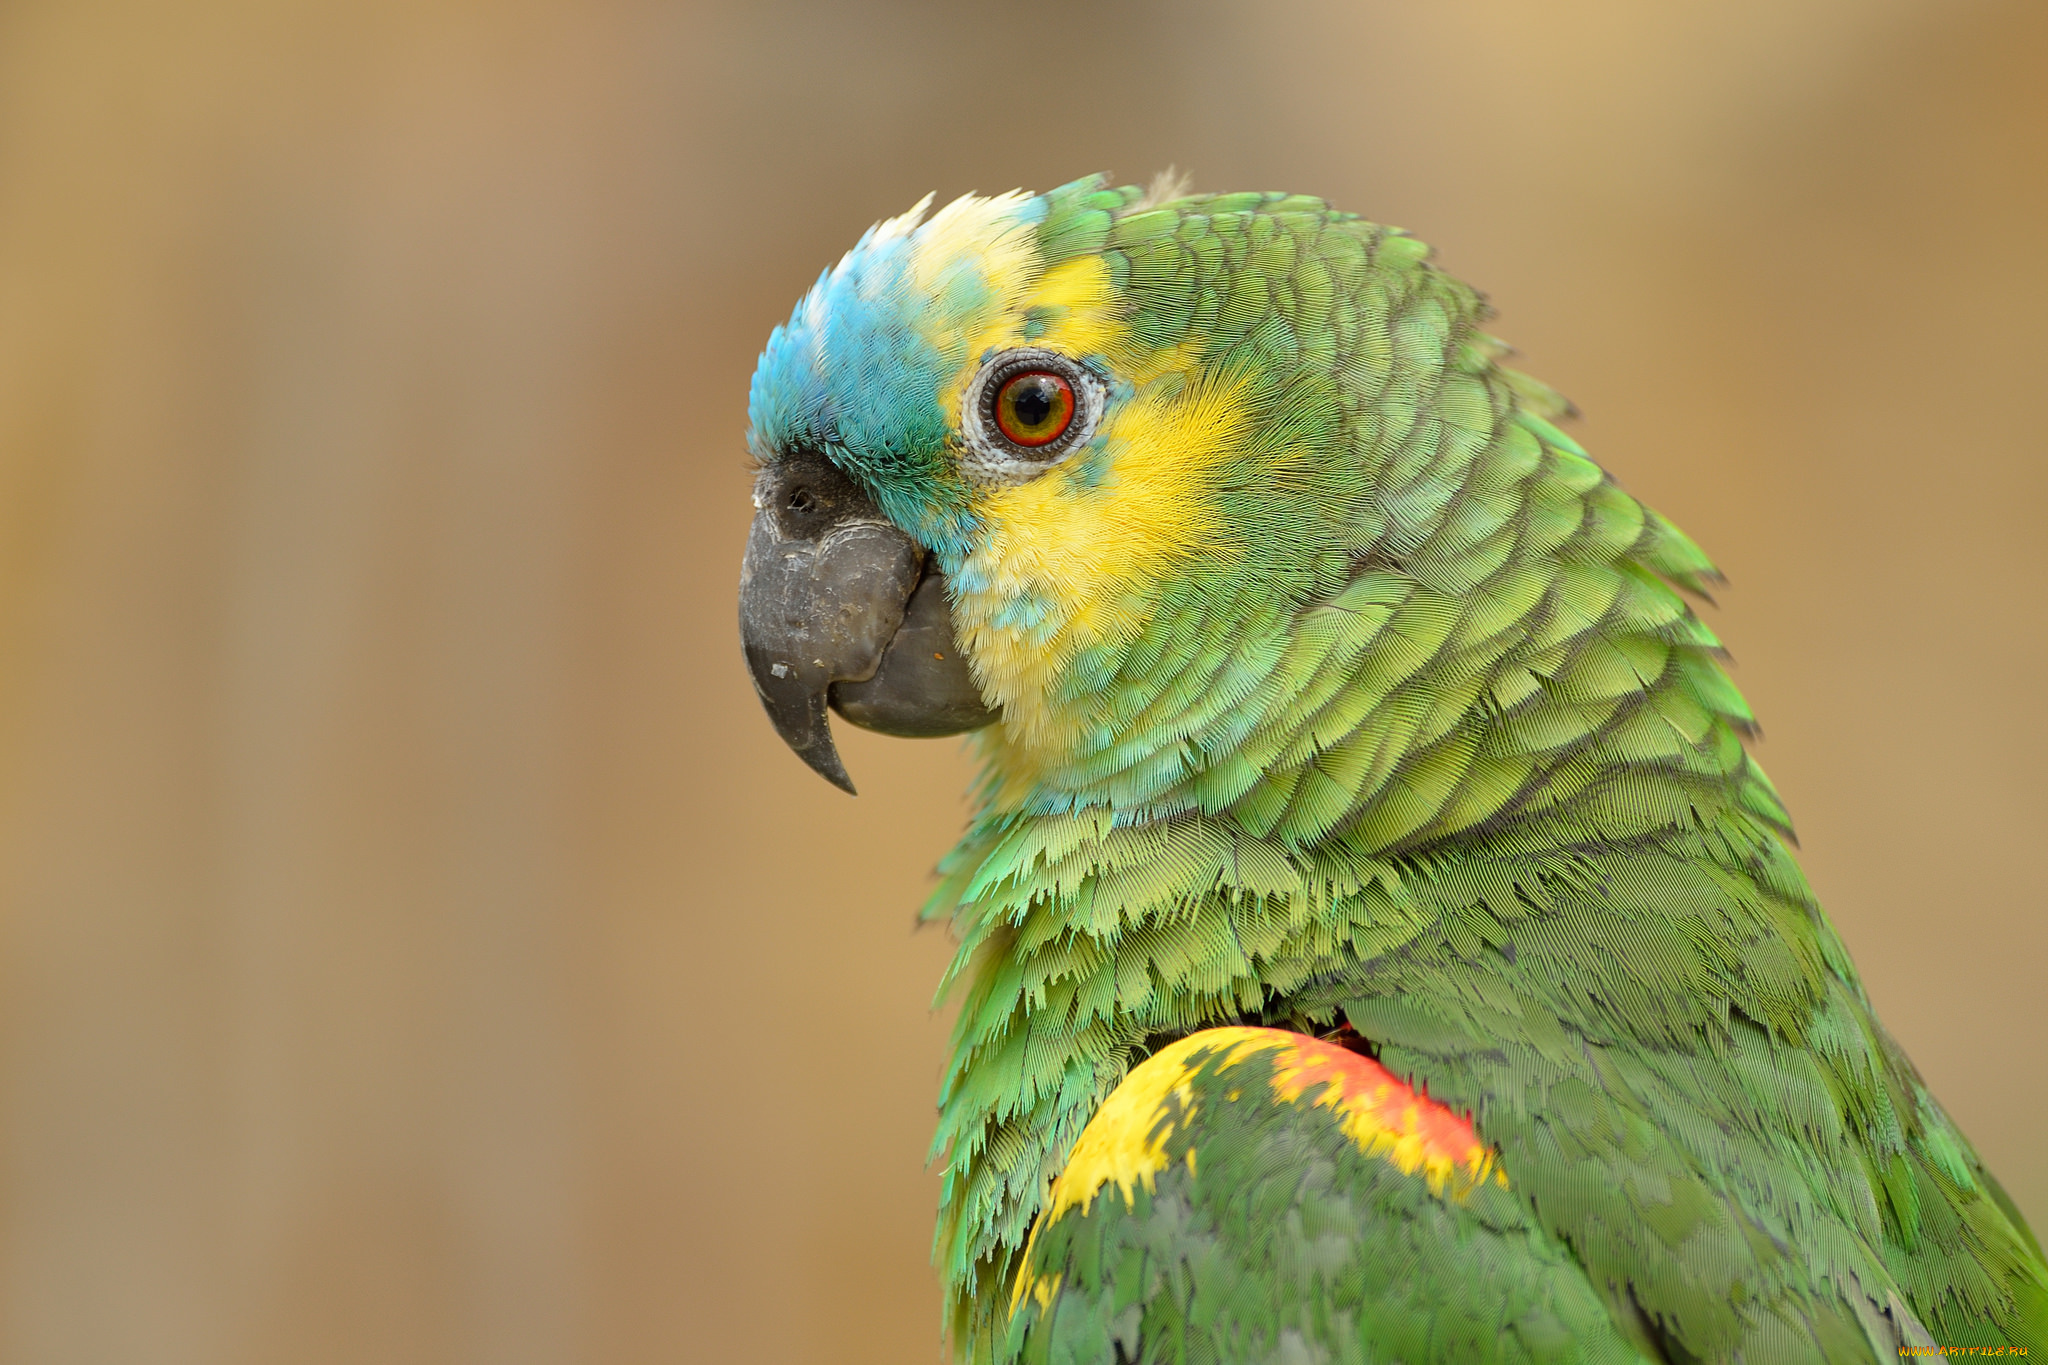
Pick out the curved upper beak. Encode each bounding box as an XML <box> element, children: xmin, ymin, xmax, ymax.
<box><xmin>738</xmin><ymin>456</ymin><xmax>996</xmax><ymax>793</ymax></box>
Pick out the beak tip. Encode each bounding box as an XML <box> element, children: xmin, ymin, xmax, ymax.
<box><xmin>754</xmin><ymin>678</ymin><xmax>861</xmax><ymax>795</ymax></box>
<box><xmin>811</xmin><ymin>752</ymin><xmax>859</xmax><ymax>796</ymax></box>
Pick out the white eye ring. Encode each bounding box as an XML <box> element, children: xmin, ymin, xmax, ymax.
<box><xmin>959</xmin><ymin>348</ymin><xmax>1106</xmax><ymax>483</ymax></box>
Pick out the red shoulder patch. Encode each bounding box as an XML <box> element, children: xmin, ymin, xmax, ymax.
<box><xmin>1015</xmin><ymin>1027</ymin><xmax>1504</xmax><ymax>1313</ymax></box>
<box><xmin>1040</xmin><ymin>1027</ymin><xmax>1501</xmax><ymax>1226</ymax></box>
<box><xmin>1264</xmin><ymin>1031</ymin><xmax>1502</xmax><ymax>1196</ymax></box>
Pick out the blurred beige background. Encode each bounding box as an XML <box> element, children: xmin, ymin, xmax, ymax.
<box><xmin>0</xmin><ymin>1</ymin><xmax>2041</xmax><ymax>1361</ymax></box>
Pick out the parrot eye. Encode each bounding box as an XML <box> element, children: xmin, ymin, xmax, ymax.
<box><xmin>961</xmin><ymin>348</ymin><xmax>1104</xmax><ymax>481</ymax></box>
<box><xmin>993</xmin><ymin>371</ymin><xmax>1074</xmax><ymax>447</ymax></box>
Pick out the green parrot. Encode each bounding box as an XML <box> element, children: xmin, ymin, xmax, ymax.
<box><xmin>738</xmin><ymin>175</ymin><xmax>2046</xmax><ymax>1363</ymax></box>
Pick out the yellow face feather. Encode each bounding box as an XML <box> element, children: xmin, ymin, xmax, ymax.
<box><xmin>905</xmin><ymin>215</ymin><xmax>1257</xmax><ymax>788</ymax></box>
<box><xmin>956</xmin><ymin>369</ymin><xmax>1252</xmax><ymax>771</ymax></box>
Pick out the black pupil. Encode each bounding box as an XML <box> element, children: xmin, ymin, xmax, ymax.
<box><xmin>1009</xmin><ymin>376</ymin><xmax>1056</xmax><ymax>428</ymax></box>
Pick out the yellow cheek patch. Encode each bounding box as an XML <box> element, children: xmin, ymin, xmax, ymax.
<box><xmin>957</xmin><ymin>367</ymin><xmax>1255</xmax><ymax>763</ymax></box>
<box><xmin>893</xmin><ymin>201</ymin><xmax>1256</xmax><ymax>778</ymax></box>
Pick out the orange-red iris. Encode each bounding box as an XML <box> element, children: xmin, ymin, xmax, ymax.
<box><xmin>993</xmin><ymin>370</ymin><xmax>1076</xmax><ymax>449</ymax></box>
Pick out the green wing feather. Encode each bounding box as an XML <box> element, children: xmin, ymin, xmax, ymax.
<box><xmin>1007</xmin><ymin>1034</ymin><xmax>1655</xmax><ymax>1365</ymax></box>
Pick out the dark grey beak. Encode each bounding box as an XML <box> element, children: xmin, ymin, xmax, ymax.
<box><xmin>738</xmin><ymin>456</ymin><xmax>996</xmax><ymax>793</ymax></box>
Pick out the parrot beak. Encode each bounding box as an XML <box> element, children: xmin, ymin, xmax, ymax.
<box><xmin>738</xmin><ymin>455</ymin><xmax>996</xmax><ymax>793</ymax></box>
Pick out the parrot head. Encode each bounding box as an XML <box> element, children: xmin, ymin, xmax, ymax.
<box><xmin>743</xmin><ymin>176</ymin><xmax>1391</xmax><ymax>800</ymax></box>
<box><xmin>740</xmin><ymin>174</ymin><xmax>1745</xmax><ymax>844</ymax></box>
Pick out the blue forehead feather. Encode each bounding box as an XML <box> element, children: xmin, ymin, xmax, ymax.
<box><xmin>746</xmin><ymin>195</ymin><xmax>1050</xmax><ymax>553</ymax></box>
